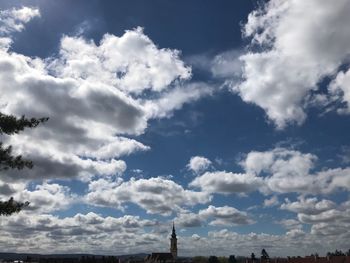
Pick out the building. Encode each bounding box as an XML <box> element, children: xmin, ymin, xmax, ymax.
<box><xmin>170</xmin><ymin>222</ymin><xmax>178</xmax><ymax>259</ymax></box>
<box><xmin>145</xmin><ymin>223</ymin><xmax>178</xmax><ymax>263</ymax></box>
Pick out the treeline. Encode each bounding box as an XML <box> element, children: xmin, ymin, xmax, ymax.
<box><xmin>326</xmin><ymin>250</ymin><xmax>350</xmax><ymax>257</ymax></box>
<box><xmin>193</xmin><ymin>249</ymin><xmax>269</xmax><ymax>263</ymax></box>
<box><xmin>24</xmin><ymin>255</ymin><xmax>119</xmax><ymax>263</ymax></box>
<box><xmin>192</xmin><ymin>248</ymin><xmax>350</xmax><ymax>263</ymax></box>
<box><xmin>192</xmin><ymin>255</ymin><xmax>244</xmax><ymax>263</ymax></box>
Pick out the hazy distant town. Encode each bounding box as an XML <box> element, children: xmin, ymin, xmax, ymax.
<box><xmin>1</xmin><ymin>225</ymin><xmax>349</xmax><ymax>263</ymax></box>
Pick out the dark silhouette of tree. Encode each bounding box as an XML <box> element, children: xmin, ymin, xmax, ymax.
<box><xmin>209</xmin><ymin>256</ymin><xmax>220</xmax><ymax>263</ymax></box>
<box><xmin>251</xmin><ymin>253</ymin><xmax>256</xmax><ymax>262</ymax></box>
<box><xmin>0</xmin><ymin>112</ymin><xmax>48</xmax><ymax>216</ymax></box>
<box><xmin>193</xmin><ymin>256</ymin><xmax>209</xmax><ymax>263</ymax></box>
<box><xmin>333</xmin><ymin>250</ymin><xmax>345</xmax><ymax>256</ymax></box>
<box><xmin>0</xmin><ymin>197</ymin><xmax>29</xmax><ymax>216</ymax></box>
<box><xmin>229</xmin><ymin>255</ymin><xmax>237</xmax><ymax>263</ymax></box>
<box><xmin>261</xmin><ymin>249</ymin><xmax>270</xmax><ymax>260</ymax></box>
<box><xmin>326</xmin><ymin>249</ymin><xmax>348</xmax><ymax>257</ymax></box>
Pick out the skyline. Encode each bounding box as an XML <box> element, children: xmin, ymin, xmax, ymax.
<box><xmin>0</xmin><ymin>0</ymin><xmax>350</xmax><ymax>257</ymax></box>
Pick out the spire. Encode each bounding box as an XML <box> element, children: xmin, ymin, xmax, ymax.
<box><xmin>170</xmin><ymin>221</ymin><xmax>177</xmax><ymax>258</ymax></box>
<box><xmin>171</xmin><ymin>221</ymin><xmax>176</xmax><ymax>238</ymax></box>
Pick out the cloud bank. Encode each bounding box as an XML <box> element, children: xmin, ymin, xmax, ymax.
<box><xmin>235</xmin><ymin>0</ymin><xmax>350</xmax><ymax>128</ymax></box>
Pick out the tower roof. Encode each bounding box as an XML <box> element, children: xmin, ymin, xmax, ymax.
<box><xmin>171</xmin><ymin>222</ymin><xmax>176</xmax><ymax>238</ymax></box>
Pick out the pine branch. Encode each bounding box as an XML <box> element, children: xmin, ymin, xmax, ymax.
<box><xmin>0</xmin><ymin>197</ymin><xmax>29</xmax><ymax>216</ymax></box>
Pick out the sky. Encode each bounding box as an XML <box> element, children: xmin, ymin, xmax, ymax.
<box><xmin>0</xmin><ymin>0</ymin><xmax>350</xmax><ymax>257</ymax></box>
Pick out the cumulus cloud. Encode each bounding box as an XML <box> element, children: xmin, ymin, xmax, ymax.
<box><xmin>198</xmin><ymin>205</ymin><xmax>254</xmax><ymax>226</ymax></box>
<box><xmin>18</xmin><ymin>183</ymin><xmax>76</xmax><ymax>213</ymax></box>
<box><xmin>86</xmin><ymin>177</ymin><xmax>211</xmax><ymax>216</ymax></box>
<box><xmin>235</xmin><ymin>0</ymin><xmax>350</xmax><ymax>128</ymax></box>
<box><xmin>278</xmin><ymin>198</ymin><xmax>350</xmax><ymax>243</ymax></box>
<box><xmin>51</xmin><ymin>27</ymin><xmax>191</xmax><ymax>95</ymax></box>
<box><xmin>0</xmin><ymin>179</ymin><xmax>76</xmax><ymax>213</ymax></box>
<box><xmin>0</xmin><ymin>8</ymin><xmax>211</xmax><ymax>183</ymax></box>
<box><xmin>1</xmin><ymin>211</ymin><xmax>348</xmax><ymax>256</ymax></box>
<box><xmin>243</xmin><ymin>148</ymin><xmax>350</xmax><ymax>194</ymax></box>
<box><xmin>203</xmin><ymin>229</ymin><xmax>326</xmax><ymax>257</ymax></box>
<box><xmin>0</xmin><ymin>212</ymin><xmax>159</xmax><ymax>254</ymax></box>
<box><xmin>187</xmin><ymin>156</ymin><xmax>212</xmax><ymax>174</ymax></box>
<box><xmin>277</xmin><ymin>219</ymin><xmax>303</xmax><ymax>230</ymax></box>
<box><xmin>329</xmin><ymin>69</ymin><xmax>350</xmax><ymax>114</ymax></box>
<box><xmin>263</xmin><ymin>195</ymin><xmax>279</xmax><ymax>207</ymax></box>
<box><xmin>0</xmin><ymin>198</ymin><xmax>348</xmax><ymax>256</ymax></box>
<box><xmin>190</xmin><ymin>148</ymin><xmax>350</xmax><ymax>196</ymax></box>
<box><xmin>175</xmin><ymin>211</ymin><xmax>203</xmax><ymax>227</ymax></box>
<box><xmin>175</xmin><ymin>205</ymin><xmax>253</xmax><ymax>227</ymax></box>
<box><xmin>281</xmin><ymin>197</ymin><xmax>336</xmax><ymax>215</ymax></box>
<box><xmin>187</xmin><ymin>49</ymin><xmax>243</xmax><ymax>81</ymax></box>
<box><xmin>0</xmin><ymin>7</ymin><xmax>40</xmax><ymax>49</ymax></box>
<box><xmin>189</xmin><ymin>171</ymin><xmax>264</xmax><ymax>194</ymax></box>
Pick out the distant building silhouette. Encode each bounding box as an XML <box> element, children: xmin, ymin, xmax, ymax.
<box><xmin>170</xmin><ymin>222</ymin><xmax>178</xmax><ymax>259</ymax></box>
<box><xmin>145</xmin><ymin>223</ymin><xmax>178</xmax><ymax>263</ymax></box>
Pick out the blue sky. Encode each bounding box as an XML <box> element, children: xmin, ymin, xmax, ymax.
<box><xmin>0</xmin><ymin>0</ymin><xmax>350</xmax><ymax>257</ymax></box>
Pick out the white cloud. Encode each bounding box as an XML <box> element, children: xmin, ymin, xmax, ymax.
<box><xmin>187</xmin><ymin>49</ymin><xmax>243</xmax><ymax>82</ymax></box>
<box><xmin>86</xmin><ymin>177</ymin><xmax>211</xmax><ymax>216</ymax></box>
<box><xmin>243</xmin><ymin>148</ymin><xmax>350</xmax><ymax>195</ymax></box>
<box><xmin>298</xmin><ymin>209</ymin><xmax>344</xmax><ymax>224</ymax></box>
<box><xmin>0</xmin><ymin>9</ymin><xmax>211</xmax><ymax>182</ymax></box>
<box><xmin>187</xmin><ymin>156</ymin><xmax>212</xmax><ymax>174</ymax></box>
<box><xmin>175</xmin><ymin>205</ymin><xmax>253</xmax><ymax>227</ymax></box>
<box><xmin>281</xmin><ymin>197</ymin><xmax>336</xmax><ymax>215</ymax></box>
<box><xmin>277</xmin><ymin>219</ymin><xmax>302</xmax><ymax>230</ymax></box>
<box><xmin>210</xmin><ymin>50</ymin><xmax>243</xmax><ymax>79</ymax></box>
<box><xmin>0</xmin><ymin>7</ymin><xmax>40</xmax><ymax>50</ymax></box>
<box><xmin>0</xmin><ymin>7</ymin><xmax>40</xmax><ymax>34</ymax></box>
<box><xmin>190</xmin><ymin>148</ymin><xmax>350</xmax><ymax>196</ymax></box>
<box><xmin>175</xmin><ymin>211</ymin><xmax>203</xmax><ymax>227</ymax></box>
<box><xmin>242</xmin><ymin>148</ymin><xmax>316</xmax><ymax>181</ymax></box>
<box><xmin>52</xmin><ymin>27</ymin><xmax>191</xmax><ymax>95</ymax></box>
<box><xmin>329</xmin><ymin>69</ymin><xmax>350</xmax><ymax>114</ymax></box>
<box><xmin>0</xmin><ymin>207</ymin><xmax>349</xmax><ymax>256</ymax></box>
<box><xmin>263</xmin><ymin>195</ymin><xmax>279</xmax><ymax>207</ymax></box>
<box><xmin>0</xmin><ymin>212</ymin><xmax>159</xmax><ymax>254</ymax></box>
<box><xmin>0</xmin><ymin>179</ymin><xmax>76</xmax><ymax>213</ymax></box>
<box><xmin>198</xmin><ymin>205</ymin><xmax>254</xmax><ymax>226</ymax></box>
<box><xmin>278</xmin><ymin>198</ymin><xmax>350</xmax><ymax>243</ymax></box>
<box><xmin>235</xmin><ymin>0</ymin><xmax>350</xmax><ymax>128</ymax></box>
<box><xmin>143</xmin><ymin>82</ymin><xmax>213</xmax><ymax>120</ymax></box>
<box><xmin>81</xmin><ymin>136</ymin><xmax>150</xmax><ymax>160</ymax></box>
<box><xmin>189</xmin><ymin>171</ymin><xmax>264</xmax><ymax>194</ymax></box>
<box><xmin>18</xmin><ymin>183</ymin><xmax>75</xmax><ymax>213</ymax></box>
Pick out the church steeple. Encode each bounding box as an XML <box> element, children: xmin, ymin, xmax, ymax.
<box><xmin>171</xmin><ymin>222</ymin><xmax>176</xmax><ymax>238</ymax></box>
<box><xmin>170</xmin><ymin>222</ymin><xmax>177</xmax><ymax>259</ymax></box>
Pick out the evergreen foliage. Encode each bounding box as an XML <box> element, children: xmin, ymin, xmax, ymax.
<box><xmin>0</xmin><ymin>112</ymin><xmax>48</xmax><ymax>216</ymax></box>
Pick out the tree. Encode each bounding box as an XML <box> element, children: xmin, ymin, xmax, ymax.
<box><xmin>251</xmin><ymin>253</ymin><xmax>256</xmax><ymax>262</ymax></box>
<box><xmin>261</xmin><ymin>249</ymin><xmax>270</xmax><ymax>260</ymax></box>
<box><xmin>0</xmin><ymin>112</ymin><xmax>48</xmax><ymax>216</ymax></box>
<box><xmin>208</xmin><ymin>256</ymin><xmax>220</xmax><ymax>263</ymax></box>
<box><xmin>229</xmin><ymin>255</ymin><xmax>237</xmax><ymax>263</ymax></box>
<box><xmin>218</xmin><ymin>257</ymin><xmax>228</xmax><ymax>263</ymax></box>
<box><xmin>193</xmin><ymin>256</ymin><xmax>208</xmax><ymax>263</ymax></box>
<box><xmin>0</xmin><ymin>197</ymin><xmax>29</xmax><ymax>216</ymax></box>
<box><xmin>334</xmin><ymin>250</ymin><xmax>345</xmax><ymax>256</ymax></box>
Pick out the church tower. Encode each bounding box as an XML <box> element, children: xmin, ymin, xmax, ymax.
<box><xmin>170</xmin><ymin>222</ymin><xmax>177</xmax><ymax>259</ymax></box>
